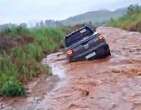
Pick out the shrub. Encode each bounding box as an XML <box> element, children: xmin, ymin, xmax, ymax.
<box><xmin>1</xmin><ymin>79</ymin><xmax>25</xmax><ymax>96</ymax></box>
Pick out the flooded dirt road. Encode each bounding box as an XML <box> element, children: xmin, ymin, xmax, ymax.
<box><xmin>1</xmin><ymin>27</ymin><xmax>141</xmax><ymax>110</ymax></box>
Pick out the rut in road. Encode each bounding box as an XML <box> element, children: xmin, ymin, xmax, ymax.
<box><xmin>1</xmin><ymin>27</ymin><xmax>141</xmax><ymax>110</ymax></box>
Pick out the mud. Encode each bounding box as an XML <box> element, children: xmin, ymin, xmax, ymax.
<box><xmin>0</xmin><ymin>36</ymin><xmax>33</xmax><ymax>50</ymax></box>
<box><xmin>1</xmin><ymin>27</ymin><xmax>141</xmax><ymax>110</ymax></box>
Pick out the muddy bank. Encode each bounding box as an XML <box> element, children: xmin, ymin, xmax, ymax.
<box><xmin>0</xmin><ymin>27</ymin><xmax>141</xmax><ymax>110</ymax></box>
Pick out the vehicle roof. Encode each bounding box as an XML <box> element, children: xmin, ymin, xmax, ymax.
<box><xmin>65</xmin><ymin>26</ymin><xmax>92</xmax><ymax>38</ymax></box>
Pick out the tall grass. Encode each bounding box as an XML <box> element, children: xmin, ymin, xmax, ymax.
<box><xmin>30</xmin><ymin>27</ymin><xmax>65</xmax><ymax>52</ymax></box>
<box><xmin>0</xmin><ymin>26</ymin><xmax>66</xmax><ymax>96</ymax></box>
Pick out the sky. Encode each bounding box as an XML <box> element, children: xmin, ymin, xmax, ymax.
<box><xmin>0</xmin><ymin>0</ymin><xmax>141</xmax><ymax>25</ymax></box>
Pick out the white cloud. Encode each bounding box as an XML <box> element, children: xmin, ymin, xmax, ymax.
<box><xmin>0</xmin><ymin>0</ymin><xmax>141</xmax><ymax>24</ymax></box>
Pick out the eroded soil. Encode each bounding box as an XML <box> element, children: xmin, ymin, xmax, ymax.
<box><xmin>1</xmin><ymin>27</ymin><xmax>141</xmax><ymax>110</ymax></box>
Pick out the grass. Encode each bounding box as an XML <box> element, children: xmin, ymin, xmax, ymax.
<box><xmin>30</xmin><ymin>27</ymin><xmax>65</xmax><ymax>52</ymax></box>
<box><xmin>0</xmin><ymin>25</ymin><xmax>66</xmax><ymax>96</ymax></box>
<box><xmin>108</xmin><ymin>5</ymin><xmax>141</xmax><ymax>32</ymax></box>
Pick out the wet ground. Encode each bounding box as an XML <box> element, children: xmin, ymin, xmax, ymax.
<box><xmin>0</xmin><ymin>27</ymin><xmax>141</xmax><ymax>110</ymax></box>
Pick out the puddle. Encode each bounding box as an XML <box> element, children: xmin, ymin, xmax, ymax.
<box><xmin>49</xmin><ymin>63</ymin><xmax>66</xmax><ymax>79</ymax></box>
<box><xmin>42</xmin><ymin>52</ymin><xmax>67</xmax><ymax>79</ymax></box>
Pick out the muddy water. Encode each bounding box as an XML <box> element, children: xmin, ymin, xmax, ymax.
<box><xmin>0</xmin><ymin>27</ymin><xmax>141</xmax><ymax>110</ymax></box>
<box><xmin>42</xmin><ymin>53</ymin><xmax>67</xmax><ymax>79</ymax></box>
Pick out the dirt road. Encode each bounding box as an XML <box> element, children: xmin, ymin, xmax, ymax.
<box><xmin>1</xmin><ymin>27</ymin><xmax>141</xmax><ymax>110</ymax></box>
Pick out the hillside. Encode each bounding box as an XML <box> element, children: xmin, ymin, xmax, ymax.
<box><xmin>61</xmin><ymin>8</ymin><xmax>127</xmax><ymax>26</ymax></box>
<box><xmin>43</xmin><ymin>8</ymin><xmax>127</xmax><ymax>27</ymax></box>
<box><xmin>108</xmin><ymin>5</ymin><xmax>141</xmax><ymax>32</ymax></box>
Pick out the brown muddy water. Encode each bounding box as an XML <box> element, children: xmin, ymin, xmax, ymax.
<box><xmin>0</xmin><ymin>27</ymin><xmax>141</xmax><ymax>110</ymax></box>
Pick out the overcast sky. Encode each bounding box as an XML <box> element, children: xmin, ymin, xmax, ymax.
<box><xmin>0</xmin><ymin>0</ymin><xmax>141</xmax><ymax>25</ymax></box>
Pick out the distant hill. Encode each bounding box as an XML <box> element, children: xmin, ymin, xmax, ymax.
<box><xmin>61</xmin><ymin>8</ymin><xmax>127</xmax><ymax>26</ymax></box>
<box><xmin>39</xmin><ymin>8</ymin><xmax>127</xmax><ymax>27</ymax></box>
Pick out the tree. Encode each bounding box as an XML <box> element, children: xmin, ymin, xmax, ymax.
<box><xmin>127</xmin><ymin>5</ymin><xmax>141</xmax><ymax>15</ymax></box>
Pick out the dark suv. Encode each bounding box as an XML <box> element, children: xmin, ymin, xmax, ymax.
<box><xmin>65</xmin><ymin>26</ymin><xmax>111</xmax><ymax>62</ymax></box>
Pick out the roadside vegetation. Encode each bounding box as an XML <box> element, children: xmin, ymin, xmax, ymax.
<box><xmin>108</xmin><ymin>5</ymin><xmax>141</xmax><ymax>32</ymax></box>
<box><xmin>0</xmin><ymin>25</ymin><xmax>66</xmax><ymax>96</ymax></box>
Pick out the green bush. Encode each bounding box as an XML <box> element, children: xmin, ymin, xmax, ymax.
<box><xmin>1</xmin><ymin>79</ymin><xmax>25</xmax><ymax>96</ymax></box>
<box><xmin>0</xmin><ymin>55</ymin><xmax>26</xmax><ymax>96</ymax></box>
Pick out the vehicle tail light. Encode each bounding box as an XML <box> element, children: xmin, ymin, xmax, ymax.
<box><xmin>99</xmin><ymin>34</ymin><xmax>105</xmax><ymax>41</ymax></box>
<box><xmin>66</xmin><ymin>49</ymin><xmax>73</xmax><ymax>56</ymax></box>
